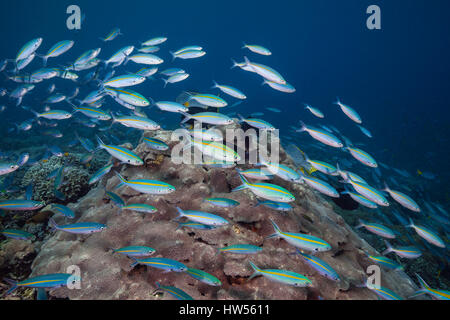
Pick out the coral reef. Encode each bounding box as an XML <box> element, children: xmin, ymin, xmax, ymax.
<box><xmin>24</xmin><ymin>132</ymin><xmax>421</xmax><ymax>300</ymax></box>
<box><xmin>20</xmin><ymin>154</ymin><xmax>91</xmax><ymax>205</ymax></box>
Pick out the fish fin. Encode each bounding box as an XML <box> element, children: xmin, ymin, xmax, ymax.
<box><xmin>169</xmin><ymin>51</ymin><xmax>176</xmax><ymax>62</ymax></box>
<box><xmin>295</xmin><ymin>121</ymin><xmax>307</xmax><ymax>133</ymax></box>
<box><xmin>174</xmin><ymin>207</ymin><xmax>184</xmax><ymax>221</ymax></box>
<box><xmin>2</xmin><ymin>278</ymin><xmax>18</xmax><ymax>297</ymax></box>
<box><xmin>48</xmin><ymin>217</ymin><xmax>58</xmax><ymax>230</ymax></box>
<box><xmin>355</xmin><ymin>219</ymin><xmax>365</xmax><ymax>229</ymax></box>
<box><xmin>180</xmin><ymin>111</ymin><xmax>191</xmax><ymax>124</ymax></box>
<box><xmin>130</xmin><ymin>257</ymin><xmax>139</xmax><ymax>268</ymax></box>
<box><xmin>40</xmin><ymin>56</ymin><xmax>49</xmax><ymax>67</ymax></box>
<box><xmin>231</xmin><ymin>184</ymin><xmax>247</xmax><ymax>192</ymax></box>
<box><xmin>114</xmin><ymin>172</ymin><xmax>127</xmax><ymax>188</ymax></box>
<box><xmin>408</xmin><ymin>289</ymin><xmax>427</xmax><ymax>299</ymax></box>
<box><xmin>230</xmin><ymin>58</ymin><xmax>239</xmax><ymax>69</ymax></box>
<box><xmin>268</xmin><ymin>218</ymin><xmax>282</xmax><ymax>236</ymax></box>
<box><xmin>37</xmin><ymin>288</ymin><xmax>48</xmax><ymax>300</ymax></box>
<box><xmin>175</xmin><ymin>222</ymin><xmax>183</xmax><ymax>231</ymax></box>
<box><xmin>382</xmin><ymin>240</ymin><xmax>393</xmax><ymax>255</ymax></box>
<box><xmin>382</xmin><ymin>181</ymin><xmax>391</xmax><ymax>193</ymax></box>
<box><xmin>415</xmin><ymin>273</ymin><xmax>430</xmax><ymax>291</ymax></box>
<box><xmin>96</xmin><ymin>135</ymin><xmax>106</xmax><ymax>148</ymax></box>
<box><xmin>265</xmin><ymin>233</ymin><xmax>279</xmax><ymax>240</ymax></box>
<box><xmin>248</xmin><ymin>261</ymin><xmax>261</xmax><ymax>280</ymax></box>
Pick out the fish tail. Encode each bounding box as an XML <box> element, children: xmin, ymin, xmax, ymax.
<box><xmin>236</xmin><ymin>113</ymin><xmax>245</xmax><ymax>123</ymax></box>
<box><xmin>30</xmin><ymin>109</ymin><xmax>39</xmax><ymax>118</ymax></box>
<box><xmin>248</xmin><ymin>261</ymin><xmax>261</xmax><ymax>279</ymax></box>
<box><xmin>382</xmin><ymin>181</ymin><xmax>390</xmax><ymax>193</ymax></box>
<box><xmin>241</xmin><ymin>41</ymin><xmax>247</xmax><ymax>49</ymax></box>
<box><xmin>130</xmin><ymin>257</ymin><xmax>139</xmax><ymax>268</ymax></box>
<box><xmin>296</xmin><ymin>121</ymin><xmax>307</xmax><ymax>133</ymax></box>
<box><xmin>261</xmin><ymin>79</ymin><xmax>268</xmax><ymax>86</ymax></box>
<box><xmin>267</xmin><ymin>219</ymin><xmax>282</xmax><ymax>238</ymax></box>
<box><xmin>169</xmin><ymin>51</ymin><xmax>176</xmax><ymax>62</ymax></box>
<box><xmin>333</xmin><ymin>96</ymin><xmax>341</xmax><ymax>105</ymax></box>
<box><xmin>115</xmin><ymin>172</ymin><xmax>127</xmax><ymax>188</ymax></box>
<box><xmin>415</xmin><ymin>273</ymin><xmax>430</xmax><ymax>291</ymax></box>
<box><xmin>232</xmin><ymin>170</ymin><xmax>249</xmax><ymax>192</ymax></box>
<box><xmin>40</xmin><ymin>55</ymin><xmax>48</xmax><ymax>67</ymax></box>
<box><xmin>230</xmin><ymin>58</ymin><xmax>239</xmax><ymax>69</ymax></box>
<box><xmin>180</xmin><ymin>111</ymin><xmax>191</xmax><ymax>124</ymax></box>
<box><xmin>382</xmin><ymin>240</ymin><xmax>393</xmax><ymax>255</ymax></box>
<box><xmin>211</xmin><ymin>80</ymin><xmax>218</xmax><ymax>89</ymax></box>
<box><xmin>96</xmin><ymin>135</ymin><xmax>105</xmax><ymax>148</ymax></box>
<box><xmin>37</xmin><ymin>288</ymin><xmax>48</xmax><ymax>300</ymax></box>
<box><xmin>66</xmin><ymin>99</ymin><xmax>78</xmax><ymax>110</ymax></box>
<box><xmin>162</xmin><ymin>78</ymin><xmax>168</xmax><ymax>88</ymax></box>
<box><xmin>2</xmin><ymin>278</ymin><xmax>18</xmax><ymax>297</ymax></box>
<box><xmin>243</xmin><ymin>56</ymin><xmax>251</xmax><ymax>66</ymax></box>
<box><xmin>174</xmin><ymin>207</ymin><xmax>185</xmax><ymax>220</ymax></box>
<box><xmin>408</xmin><ymin>289</ymin><xmax>427</xmax><ymax>299</ymax></box>
<box><xmin>355</xmin><ymin>219</ymin><xmax>365</xmax><ymax>229</ymax></box>
<box><xmin>48</xmin><ymin>217</ymin><xmax>59</xmax><ymax>230</ymax></box>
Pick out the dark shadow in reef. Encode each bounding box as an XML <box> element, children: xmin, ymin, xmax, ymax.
<box><xmin>331</xmin><ymin>187</ymin><xmax>359</xmax><ymax>211</ymax></box>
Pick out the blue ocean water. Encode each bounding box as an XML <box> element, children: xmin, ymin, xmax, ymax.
<box><xmin>0</xmin><ymin>0</ymin><xmax>449</xmax><ymax>299</ymax></box>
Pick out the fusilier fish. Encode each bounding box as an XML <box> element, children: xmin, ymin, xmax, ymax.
<box><xmin>248</xmin><ymin>261</ymin><xmax>312</xmax><ymax>287</ymax></box>
<box><xmin>39</xmin><ymin>40</ymin><xmax>74</xmax><ymax>66</ymax></box>
<box><xmin>242</xmin><ymin>43</ymin><xmax>272</xmax><ymax>56</ymax></box>
<box><xmin>382</xmin><ymin>182</ymin><xmax>420</xmax><ymax>212</ymax></box>
<box><xmin>296</xmin><ymin>121</ymin><xmax>343</xmax><ymax>148</ymax></box>
<box><xmin>334</xmin><ymin>97</ymin><xmax>362</xmax><ymax>124</ymax></box>
<box><xmin>162</xmin><ymin>73</ymin><xmax>190</xmax><ymax>88</ymax></box>
<box><xmin>154</xmin><ymin>282</ymin><xmax>193</xmax><ymax>300</ymax></box>
<box><xmin>97</xmin><ymin>136</ymin><xmax>143</xmax><ymax>165</ymax></box>
<box><xmin>218</xmin><ymin>244</ymin><xmax>262</xmax><ymax>255</ymax></box>
<box><xmin>16</xmin><ymin>38</ymin><xmax>43</xmax><ymax>62</ymax></box>
<box><xmin>407</xmin><ymin>219</ymin><xmax>445</xmax><ymax>248</ymax></box>
<box><xmin>49</xmin><ymin>218</ymin><xmax>106</xmax><ymax>234</ymax></box>
<box><xmin>3</xmin><ymin>273</ymin><xmax>80</xmax><ymax>296</ymax></box>
<box><xmin>382</xmin><ymin>241</ymin><xmax>422</xmax><ymax>259</ymax></box>
<box><xmin>113</xmin><ymin>246</ymin><xmax>155</xmax><ymax>257</ymax></box>
<box><xmin>130</xmin><ymin>257</ymin><xmax>187</xmax><ymax>272</ymax></box>
<box><xmin>186</xmin><ymin>268</ymin><xmax>221</xmax><ymax>286</ymax></box>
<box><xmin>112</xmin><ymin>115</ymin><xmax>160</xmax><ymax>131</ymax></box>
<box><xmin>242</xmin><ymin>56</ymin><xmax>286</xmax><ymax>85</ymax></box>
<box><xmin>0</xmin><ymin>200</ymin><xmax>44</xmax><ymax>211</ymax></box>
<box><xmin>409</xmin><ymin>274</ymin><xmax>450</xmax><ymax>300</ymax></box>
<box><xmin>143</xmin><ymin>137</ymin><xmax>169</xmax><ymax>151</ymax></box>
<box><xmin>211</xmin><ymin>81</ymin><xmax>246</xmax><ymax>99</ymax></box>
<box><xmin>116</xmin><ymin>173</ymin><xmax>175</xmax><ymax>194</ymax></box>
<box><xmin>267</xmin><ymin>219</ymin><xmax>331</xmax><ymax>252</ymax></box>
<box><xmin>233</xmin><ymin>170</ymin><xmax>295</xmax><ymax>203</ymax></box>
<box><xmin>356</xmin><ymin>219</ymin><xmax>396</xmax><ymax>239</ymax></box>
<box><xmin>295</xmin><ymin>249</ymin><xmax>340</xmax><ymax>281</ymax></box>
<box><xmin>175</xmin><ymin>207</ymin><xmax>229</xmax><ymax>226</ymax></box>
